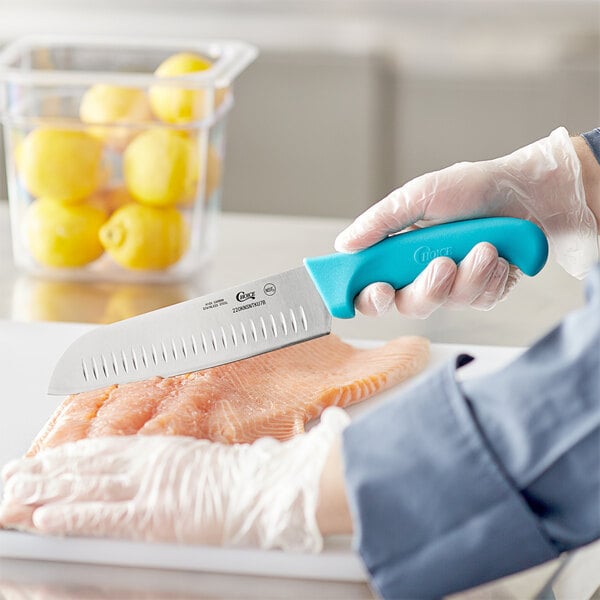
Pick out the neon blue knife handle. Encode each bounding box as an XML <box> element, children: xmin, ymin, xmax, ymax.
<box><xmin>303</xmin><ymin>217</ymin><xmax>548</xmax><ymax>319</ymax></box>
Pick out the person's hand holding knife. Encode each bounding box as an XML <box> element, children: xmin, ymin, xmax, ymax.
<box><xmin>335</xmin><ymin>127</ymin><xmax>598</xmax><ymax>318</ymax></box>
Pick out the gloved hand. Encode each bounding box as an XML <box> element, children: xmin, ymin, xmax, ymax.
<box><xmin>0</xmin><ymin>407</ymin><xmax>350</xmax><ymax>552</ymax></box>
<box><xmin>335</xmin><ymin>127</ymin><xmax>599</xmax><ymax>318</ymax></box>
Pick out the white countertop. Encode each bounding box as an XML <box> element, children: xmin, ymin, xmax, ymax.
<box><xmin>0</xmin><ymin>201</ymin><xmax>598</xmax><ymax>599</ymax></box>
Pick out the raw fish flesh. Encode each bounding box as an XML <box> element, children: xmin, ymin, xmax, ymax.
<box><xmin>28</xmin><ymin>334</ymin><xmax>429</xmax><ymax>455</ymax></box>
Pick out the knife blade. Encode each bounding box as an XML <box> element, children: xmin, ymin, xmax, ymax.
<box><xmin>48</xmin><ymin>217</ymin><xmax>548</xmax><ymax>395</ymax></box>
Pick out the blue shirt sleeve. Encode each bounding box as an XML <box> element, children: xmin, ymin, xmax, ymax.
<box><xmin>342</xmin><ymin>264</ymin><xmax>600</xmax><ymax>600</ymax></box>
<box><xmin>581</xmin><ymin>128</ymin><xmax>600</xmax><ymax>165</ymax></box>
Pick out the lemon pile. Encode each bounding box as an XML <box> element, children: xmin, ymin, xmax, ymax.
<box><xmin>17</xmin><ymin>52</ymin><xmax>225</xmax><ymax>272</ymax></box>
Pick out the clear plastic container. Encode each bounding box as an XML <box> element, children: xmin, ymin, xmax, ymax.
<box><xmin>0</xmin><ymin>35</ymin><xmax>257</xmax><ymax>282</ymax></box>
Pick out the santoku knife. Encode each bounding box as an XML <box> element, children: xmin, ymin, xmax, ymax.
<box><xmin>49</xmin><ymin>217</ymin><xmax>548</xmax><ymax>395</ymax></box>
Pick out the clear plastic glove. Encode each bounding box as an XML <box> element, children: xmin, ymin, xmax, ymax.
<box><xmin>0</xmin><ymin>407</ymin><xmax>350</xmax><ymax>552</ymax></box>
<box><xmin>335</xmin><ymin>127</ymin><xmax>599</xmax><ymax>318</ymax></box>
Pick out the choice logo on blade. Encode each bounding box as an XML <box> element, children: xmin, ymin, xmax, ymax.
<box><xmin>236</xmin><ymin>290</ymin><xmax>256</xmax><ymax>302</ymax></box>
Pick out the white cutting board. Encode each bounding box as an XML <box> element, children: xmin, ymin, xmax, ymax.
<box><xmin>0</xmin><ymin>319</ymin><xmax>523</xmax><ymax>580</ymax></box>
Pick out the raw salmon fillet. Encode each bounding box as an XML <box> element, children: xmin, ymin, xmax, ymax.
<box><xmin>27</xmin><ymin>334</ymin><xmax>429</xmax><ymax>456</ymax></box>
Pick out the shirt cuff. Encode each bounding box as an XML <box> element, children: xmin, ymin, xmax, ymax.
<box><xmin>581</xmin><ymin>128</ymin><xmax>600</xmax><ymax>166</ymax></box>
<box><xmin>461</xmin><ymin>264</ymin><xmax>600</xmax><ymax>553</ymax></box>
<box><xmin>342</xmin><ymin>357</ymin><xmax>559</xmax><ymax>600</ymax></box>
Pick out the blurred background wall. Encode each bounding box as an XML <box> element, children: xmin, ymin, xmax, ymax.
<box><xmin>0</xmin><ymin>0</ymin><xmax>598</xmax><ymax>218</ymax></box>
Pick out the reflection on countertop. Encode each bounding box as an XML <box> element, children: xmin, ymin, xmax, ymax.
<box><xmin>11</xmin><ymin>277</ymin><xmax>198</xmax><ymax>325</ymax></box>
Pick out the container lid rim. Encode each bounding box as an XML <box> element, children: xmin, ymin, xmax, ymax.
<box><xmin>0</xmin><ymin>34</ymin><xmax>258</xmax><ymax>88</ymax></box>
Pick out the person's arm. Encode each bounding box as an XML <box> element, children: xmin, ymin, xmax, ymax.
<box><xmin>316</xmin><ymin>127</ymin><xmax>600</xmax><ymax>540</ymax></box>
<box><xmin>315</xmin><ymin>263</ymin><xmax>600</xmax><ymax>600</ymax></box>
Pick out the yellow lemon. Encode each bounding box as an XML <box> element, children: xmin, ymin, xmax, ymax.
<box><xmin>79</xmin><ymin>85</ymin><xmax>153</xmax><ymax>150</ymax></box>
<box><xmin>24</xmin><ymin>199</ymin><xmax>107</xmax><ymax>268</ymax></box>
<box><xmin>123</xmin><ymin>127</ymin><xmax>199</xmax><ymax>207</ymax></box>
<box><xmin>18</xmin><ymin>127</ymin><xmax>104</xmax><ymax>202</ymax></box>
<box><xmin>149</xmin><ymin>52</ymin><xmax>229</xmax><ymax>124</ymax></box>
<box><xmin>99</xmin><ymin>204</ymin><xmax>188</xmax><ymax>270</ymax></box>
